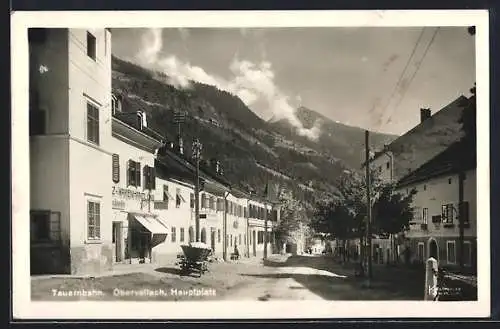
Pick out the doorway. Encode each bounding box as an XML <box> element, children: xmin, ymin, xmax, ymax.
<box><xmin>252</xmin><ymin>230</ymin><xmax>256</xmax><ymax>256</ymax></box>
<box><xmin>112</xmin><ymin>222</ymin><xmax>122</xmax><ymax>262</ymax></box>
<box><xmin>429</xmin><ymin>239</ymin><xmax>438</xmax><ymax>260</ymax></box>
<box><xmin>210</xmin><ymin>228</ymin><xmax>216</xmax><ymax>252</ymax></box>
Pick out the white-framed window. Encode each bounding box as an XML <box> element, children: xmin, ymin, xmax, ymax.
<box><xmin>86</xmin><ymin>102</ymin><xmax>100</xmax><ymax>145</ymax></box>
<box><xmin>171</xmin><ymin>227</ymin><xmax>176</xmax><ymax>242</ymax></box>
<box><xmin>87</xmin><ymin>199</ymin><xmax>101</xmax><ymax>241</ymax></box>
<box><xmin>127</xmin><ymin>160</ymin><xmax>141</xmax><ymax>187</ymax></box>
<box><xmin>180</xmin><ymin>228</ymin><xmax>185</xmax><ymax>242</ymax></box>
<box><xmin>417</xmin><ymin>242</ymin><xmax>425</xmax><ymax>262</ymax></box>
<box><xmin>463</xmin><ymin>241</ymin><xmax>472</xmax><ymax>266</ymax></box>
<box><xmin>446</xmin><ymin>240</ymin><xmax>456</xmax><ymax>264</ymax></box>
<box><xmin>422</xmin><ymin>208</ymin><xmax>429</xmax><ymax>224</ymax></box>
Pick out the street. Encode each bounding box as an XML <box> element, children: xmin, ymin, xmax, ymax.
<box><xmin>31</xmin><ymin>254</ymin><xmax>425</xmax><ymax>301</ymax></box>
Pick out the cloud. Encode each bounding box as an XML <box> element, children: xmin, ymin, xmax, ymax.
<box><xmin>135</xmin><ymin>28</ymin><xmax>322</xmax><ymax>141</ymax></box>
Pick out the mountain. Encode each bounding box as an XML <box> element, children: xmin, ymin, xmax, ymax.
<box><xmin>110</xmin><ymin>55</ymin><xmax>397</xmax><ymax>210</ymax></box>
<box><xmin>270</xmin><ymin>106</ymin><xmax>398</xmax><ymax>169</ymax></box>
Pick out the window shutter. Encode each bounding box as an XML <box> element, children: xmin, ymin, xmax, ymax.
<box><xmin>150</xmin><ymin>167</ymin><xmax>156</xmax><ymax>190</ymax></box>
<box><xmin>144</xmin><ymin>166</ymin><xmax>151</xmax><ymax>189</ymax></box>
<box><xmin>135</xmin><ymin>162</ymin><xmax>141</xmax><ymax>187</ymax></box>
<box><xmin>112</xmin><ymin>154</ymin><xmax>120</xmax><ymax>183</ymax></box>
<box><xmin>128</xmin><ymin>160</ymin><xmax>136</xmax><ymax>186</ymax></box>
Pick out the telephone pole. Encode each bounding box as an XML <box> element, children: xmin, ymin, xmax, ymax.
<box><xmin>192</xmin><ymin>139</ymin><xmax>202</xmax><ymax>242</ymax></box>
<box><xmin>365</xmin><ymin>130</ymin><xmax>373</xmax><ymax>283</ymax></box>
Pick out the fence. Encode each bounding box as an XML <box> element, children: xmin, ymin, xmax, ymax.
<box><xmin>424</xmin><ymin>257</ymin><xmax>477</xmax><ymax>301</ymax></box>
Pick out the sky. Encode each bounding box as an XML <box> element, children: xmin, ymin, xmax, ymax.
<box><xmin>111</xmin><ymin>27</ymin><xmax>475</xmax><ymax>136</ymax></box>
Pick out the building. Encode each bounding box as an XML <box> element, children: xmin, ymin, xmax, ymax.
<box><xmin>368</xmin><ymin>94</ymin><xmax>476</xmax><ymax>269</ymax></box>
<box><xmin>397</xmin><ymin>141</ymin><xmax>476</xmax><ymax>269</ymax></box>
<box><xmin>29</xmin><ymin>28</ymin><xmax>170</xmax><ymax>275</ymax></box>
<box><xmin>30</xmin><ymin>28</ymin><xmax>115</xmax><ymax>275</ymax></box>
<box><xmin>29</xmin><ymin>28</ymin><xmax>282</xmax><ymax>275</ymax></box>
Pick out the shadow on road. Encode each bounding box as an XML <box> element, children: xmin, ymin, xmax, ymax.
<box><xmin>258</xmin><ymin>255</ymin><xmax>425</xmax><ymax>300</ymax></box>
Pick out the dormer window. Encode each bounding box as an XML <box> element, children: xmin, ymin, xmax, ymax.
<box><xmin>111</xmin><ymin>94</ymin><xmax>121</xmax><ymax>115</ymax></box>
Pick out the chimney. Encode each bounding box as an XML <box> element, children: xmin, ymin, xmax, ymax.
<box><xmin>420</xmin><ymin>108</ymin><xmax>431</xmax><ymax>123</ymax></box>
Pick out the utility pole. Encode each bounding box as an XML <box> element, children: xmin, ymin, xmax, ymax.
<box><xmin>192</xmin><ymin>139</ymin><xmax>202</xmax><ymax>242</ymax></box>
<box><xmin>365</xmin><ymin>130</ymin><xmax>373</xmax><ymax>283</ymax></box>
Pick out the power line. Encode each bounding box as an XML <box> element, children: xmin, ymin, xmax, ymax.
<box><xmin>376</xmin><ymin>28</ymin><xmax>426</xmax><ymax>129</ymax></box>
<box><xmin>385</xmin><ymin>27</ymin><xmax>440</xmax><ymax>126</ymax></box>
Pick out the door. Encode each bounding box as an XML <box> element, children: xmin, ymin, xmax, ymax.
<box><xmin>429</xmin><ymin>240</ymin><xmax>438</xmax><ymax>260</ymax></box>
<box><xmin>210</xmin><ymin>229</ymin><xmax>216</xmax><ymax>252</ymax></box>
<box><xmin>112</xmin><ymin>222</ymin><xmax>122</xmax><ymax>262</ymax></box>
<box><xmin>252</xmin><ymin>230</ymin><xmax>256</xmax><ymax>256</ymax></box>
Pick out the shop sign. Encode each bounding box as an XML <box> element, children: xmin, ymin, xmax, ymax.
<box><xmin>112</xmin><ymin>199</ymin><xmax>126</xmax><ymax>210</ymax></box>
<box><xmin>112</xmin><ymin>186</ymin><xmax>147</xmax><ymax>200</ymax></box>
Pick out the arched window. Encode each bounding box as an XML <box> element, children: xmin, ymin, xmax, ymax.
<box><xmin>201</xmin><ymin>228</ymin><xmax>207</xmax><ymax>243</ymax></box>
<box><xmin>188</xmin><ymin>226</ymin><xmax>194</xmax><ymax>242</ymax></box>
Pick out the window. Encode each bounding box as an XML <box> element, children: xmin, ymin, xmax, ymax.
<box><xmin>180</xmin><ymin>228</ymin><xmax>185</xmax><ymax>242</ymax></box>
<box><xmin>244</xmin><ymin>234</ymin><xmax>246</xmax><ymax>245</ymax></box>
<box><xmin>188</xmin><ymin>226</ymin><xmax>194</xmax><ymax>242</ymax></box>
<box><xmin>417</xmin><ymin>243</ymin><xmax>425</xmax><ymax>262</ymax></box>
<box><xmin>86</xmin><ymin>102</ymin><xmax>99</xmax><ymax>145</ymax></box>
<box><xmin>201</xmin><ymin>194</ymin><xmax>207</xmax><ymax>208</ymax></box>
<box><xmin>239</xmin><ymin>234</ymin><xmax>242</xmax><ymax>245</ymax></box>
<box><xmin>209</xmin><ymin>196</ymin><xmax>215</xmax><ymax>210</ymax></box>
<box><xmin>463</xmin><ymin>241</ymin><xmax>472</xmax><ymax>266</ymax></box>
<box><xmin>127</xmin><ymin>160</ymin><xmax>141</xmax><ymax>187</ymax></box>
<box><xmin>162</xmin><ymin>185</ymin><xmax>170</xmax><ymax>208</ymax></box>
<box><xmin>217</xmin><ymin>229</ymin><xmax>221</xmax><ymax>243</ymax></box>
<box><xmin>386</xmin><ymin>161</ymin><xmax>390</xmax><ymax>169</ymax></box>
<box><xmin>29</xmin><ymin>110</ymin><xmax>46</xmax><ymax>136</ymax></box>
<box><xmin>422</xmin><ymin>208</ymin><xmax>429</xmax><ymax>224</ymax></box>
<box><xmin>459</xmin><ymin>201</ymin><xmax>470</xmax><ymax>225</ymax></box>
<box><xmin>258</xmin><ymin>231</ymin><xmax>264</xmax><ymax>244</ymax></box>
<box><xmin>230</xmin><ymin>234</ymin><xmax>233</xmax><ymax>246</ymax></box>
<box><xmin>448</xmin><ymin>178</ymin><xmax>452</xmax><ymax>184</ymax></box>
<box><xmin>143</xmin><ymin>166</ymin><xmax>156</xmax><ymax>190</ymax></box>
<box><xmin>190</xmin><ymin>193</ymin><xmax>194</xmax><ymax>209</ymax></box>
<box><xmin>447</xmin><ymin>241</ymin><xmax>456</xmax><ymax>264</ymax></box>
<box><xmin>87</xmin><ymin>201</ymin><xmax>101</xmax><ymax>240</ymax></box>
<box><xmin>30</xmin><ymin>210</ymin><xmax>60</xmax><ymax>243</ymax></box>
<box><xmin>171</xmin><ymin>227</ymin><xmax>176</xmax><ymax>242</ymax></box>
<box><xmin>111</xmin><ymin>154</ymin><xmax>120</xmax><ymax>183</ymax></box>
<box><xmin>87</xmin><ymin>31</ymin><xmax>96</xmax><ymax>60</ymax></box>
<box><xmin>442</xmin><ymin>204</ymin><xmax>454</xmax><ymax>224</ymax></box>
<box><xmin>176</xmin><ymin>188</ymin><xmax>183</xmax><ymax>208</ymax></box>
<box><xmin>423</xmin><ymin>185</ymin><xmax>427</xmax><ymax>191</ymax></box>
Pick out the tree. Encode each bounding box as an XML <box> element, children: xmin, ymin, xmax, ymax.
<box><xmin>372</xmin><ymin>183</ymin><xmax>417</xmax><ymax>263</ymax></box>
<box><xmin>275</xmin><ymin>190</ymin><xmax>308</xmax><ymax>254</ymax></box>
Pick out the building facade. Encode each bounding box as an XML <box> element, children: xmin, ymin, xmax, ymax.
<box><xmin>29</xmin><ymin>28</ymin><xmax>282</xmax><ymax>275</ymax></box>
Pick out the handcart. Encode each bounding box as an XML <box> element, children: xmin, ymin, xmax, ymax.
<box><xmin>178</xmin><ymin>242</ymin><xmax>212</xmax><ymax>277</ymax></box>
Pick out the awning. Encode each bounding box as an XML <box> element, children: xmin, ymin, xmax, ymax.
<box><xmin>130</xmin><ymin>214</ymin><xmax>169</xmax><ymax>235</ymax></box>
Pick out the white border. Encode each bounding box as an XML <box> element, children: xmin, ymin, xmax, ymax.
<box><xmin>12</xmin><ymin>10</ymin><xmax>490</xmax><ymax>319</ymax></box>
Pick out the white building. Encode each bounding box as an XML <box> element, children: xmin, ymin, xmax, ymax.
<box><xmin>30</xmin><ymin>28</ymin><xmax>115</xmax><ymax>275</ymax></box>
<box><xmin>368</xmin><ymin>95</ymin><xmax>476</xmax><ymax>269</ymax></box>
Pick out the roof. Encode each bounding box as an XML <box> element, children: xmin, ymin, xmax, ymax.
<box><xmin>363</xmin><ymin>95</ymin><xmax>474</xmax><ymax>182</ymax></box>
<box><xmin>397</xmin><ymin>139</ymin><xmax>476</xmax><ymax>187</ymax></box>
<box><xmin>113</xmin><ymin>112</ymin><xmax>165</xmax><ymax>142</ymax></box>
